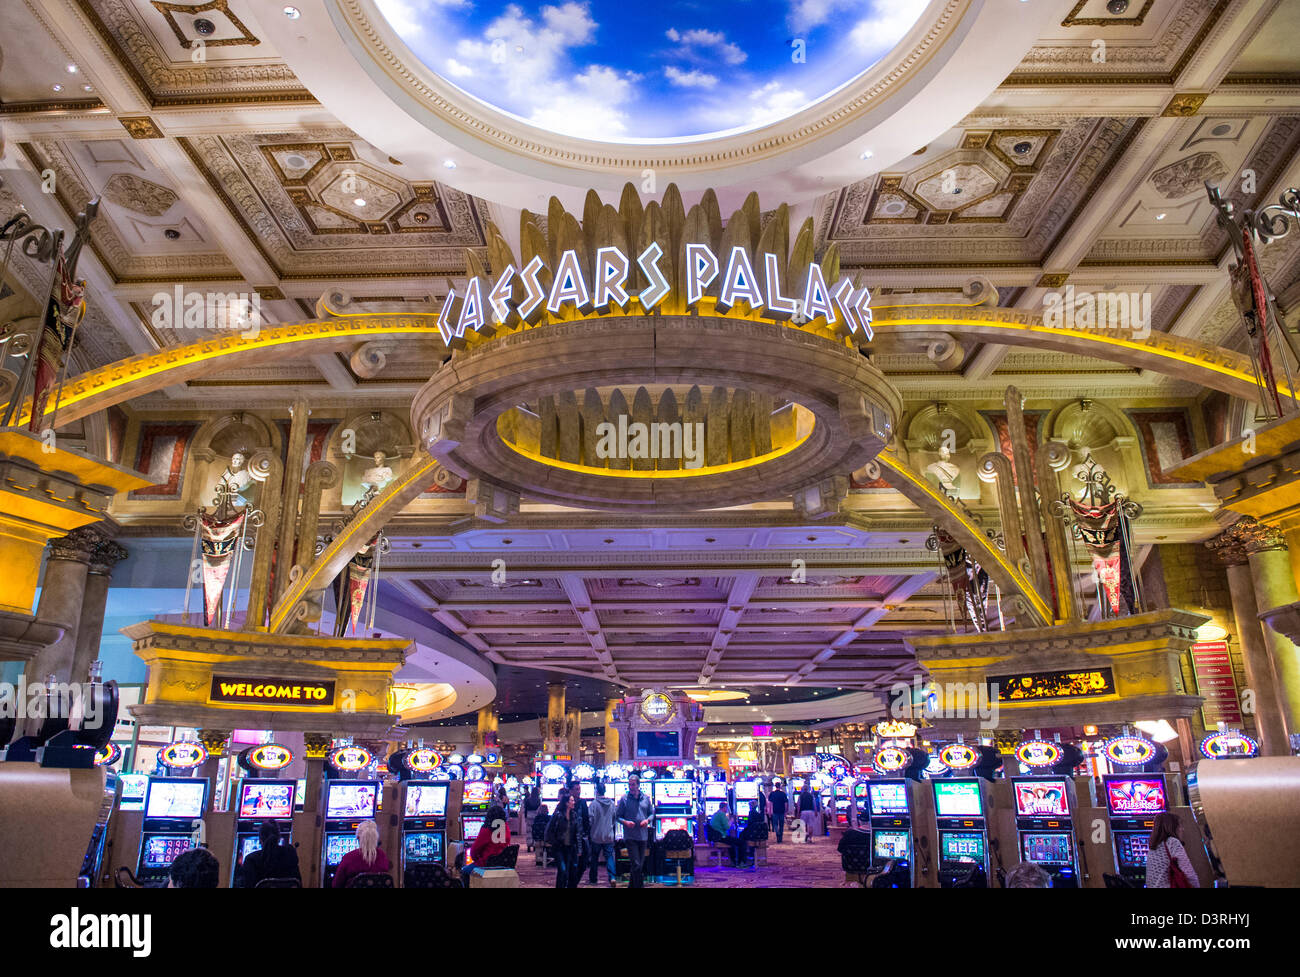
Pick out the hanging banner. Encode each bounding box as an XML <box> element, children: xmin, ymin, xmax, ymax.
<box><xmin>200</xmin><ymin>510</ymin><xmax>246</xmax><ymax>627</ymax></box>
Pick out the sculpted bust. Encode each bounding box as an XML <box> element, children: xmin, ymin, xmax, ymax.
<box><xmin>924</xmin><ymin>445</ymin><xmax>961</xmax><ymax>492</ymax></box>
<box><xmin>361</xmin><ymin>451</ymin><xmax>395</xmax><ymax>494</ymax></box>
<box><xmin>217</xmin><ymin>451</ymin><xmax>255</xmax><ymax>508</ymax></box>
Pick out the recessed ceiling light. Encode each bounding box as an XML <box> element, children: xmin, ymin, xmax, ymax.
<box><xmin>353</xmin><ymin>198</ymin><xmax>367</xmax><ymax>207</ymax></box>
<box><xmin>82</xmin><ymin>85</ymin><xmax>93</xmax><ymax>92</ymax></box>
<box><xmin>283</xmin><ymin>6</ymin><xmax>301</xmax><ymax>18</ymax></box>
<box><xmin>66</xmin><ymin>64</ymin><xmax>78</xmax><ymax>74</ymax></box>
<box><xmin>443</xmin><ymin>159</ymin><xmax>457</xmax><ymax>169</ymax></box>
<box><xmin>859</xmin><ymin>150</ymin><xmax>873</xmax><ymax>160</ymax></box>
<box><xmin>1155</xmin><ymin>213</ymin><xmax>1166</xmax><ymax>220</ymax></box>
<box><xmin>52</xmin><ymin>84</ymin><xmax>64</xmax><ymax>93</ymax></box>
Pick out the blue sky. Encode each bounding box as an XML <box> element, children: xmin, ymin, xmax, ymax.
<box><xmin>375</xmin><ymin>0</ymin><xmax>929</xmax><ymax>140</ymax></box>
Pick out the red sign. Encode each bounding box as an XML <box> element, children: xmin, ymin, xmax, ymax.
<box><xmin>1191</xmin><ymin>642</ymin><xmax>1242</xmax><ymax>726</ymax></box>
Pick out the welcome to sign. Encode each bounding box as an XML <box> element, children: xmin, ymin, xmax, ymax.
<box><xmin>438</xmin><ymin>242</ymin><xmax>875</xmax><ymax>346</ymax></box>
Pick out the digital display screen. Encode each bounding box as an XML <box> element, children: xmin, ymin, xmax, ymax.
<box><xmin>704</xmin><ymin>782</ymin><xmax>728</xmax><ymax>799</ymax></box>
<box><xmin>540</xmin><ymin>784</ymin><xmax>562</xmax><ymax>802</ymax></box>
<box><xmin>238</xmin><ymin>781</ymin><xmax>294</xmax><ymax>819</ymax></box>
<box><xmin>607</xmin><ymin>782</ymin><xmax>627</xmax><ymax>804</ymax></box>
<box><xmin>404</xmin><ymin>783</ymin><xmax>449</xmax><ymax>818</ymax></box>
<box><xmin>119</xmin><ymin>774</ymin><xmax>149</xmax><ymax>812</ymax></box>
<box><xmin>461</xmin><ymin>780</ymin><xmax>492</xmax><ymax>807</ymax></box>
<box><xmin>294</xmin><ymin>780</ymin><xmax>306</xmax><ymax>810</ymax></box>
<box><xmin>791</xmin><ymin>756</ymin><xmax>816</xmax><ymax>773</ymax></box>
<box><xmin>1014</xmin><ymin>779</ymin><xmax>1071</xmax><ymax>817</ymax></box>
<box><xmin>653</xmin><ymin>780</ymin><xmax>693</xmax><ymax>805</ymax></box>
<box><xmin>324</xmin><ymin>782</ymin><xmax>378</xmax><ymax>819</ymax></box>
<box><xmin>238</xmin><ymin>835</ymin><xmax>261</xmax><ymax>864</ymax></box>
<box><xmin>579</xmin><ymin>782</ymin><xmax>595</xmax><ymax>800</ymax></box>
<box><xmin>868</xmin><ymin>782</ymin><xmax>909</xmax><ymax>816</ymax></box>
<box><xmin>1022</xmin><ymin>832</ymin><xmax>1074</xmax><ymax>865</ymax></box>
<box><xmin>403</xmin><ymin>832</ymin><xmax>444</xmax><ymax>864</ymax></box>
<box><xmin>1115</xmin><ymin>832</ymin><xmax>1149</xmax><ymax>867</ymax></box>
<box><xmin>703</xmin><ymin>800</ymin><xmax>722</xmax><ymax>818</ymax></box>
<box><xmin>462</xmin><ymin>816</ymin><xmax>486</xmax><ymax>838</ymax></box>
<box><xmin>940</xmin><ymin>832</ymin><xmax>986</xmax><ymax>862</ymax></box>
<box><xmin>141</xmin><ymin>835</ymin><xmax>194</xmax><ymax>869</ymax></box>
<box><xmin>1105</xmin><ymin>778</ymin><xmax>1166</xmax><ymax>816</ymax></box>
<box><xmin>874</xmin><ymin>830</ymin><xmax>910</xmax><ymax>860</ymax></box>
<box><xmin>734</xmin><ymin>781</ymin><xmax>759</xmax><ymax>800</ymax></box>
<box><xmin>636</xmin><ymin>731</ymin><xmax>680</xmax><ymax>758</ymax></box>
<box><xmin>656</xmin><ymin>816</ymin><xmax>691</xmax><ymax>838</ymax></box>
<box><xmin>324</xmin><ymin>833</ymin><xmax>357</xmax><ymax>866</ymax></box>
<box><xmin>735</xmin><ymin>800</ymin><xmax>752</xmax><ymax>818</ymax></box>
<box><xmin>145</xmin><ymin>779</ymin><xmax>207</xmax><ymax>819</ymax></box>
<box><xmin>934</xmin><ymin>780</ymin><xmax>982</xmax><ymax>817</ymax></box>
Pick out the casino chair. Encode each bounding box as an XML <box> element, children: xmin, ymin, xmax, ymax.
<box><xmin>254</xmin><ymin>877</ymin><xmax>302</xmax><ymax>888</ymax></box>
<box><xmin>346</xmin><ymin>872</ymin><xmax>395</xmax><ymax>888</ymax></box>
<box><xmin>114</xmin><ymin>867</ymin><xmax>143</xmax><ymax>889</ymax></box>
<box><xmin>661</xmin><ymin>829</ymin><xmax>696</xmax><ymax>886</ymax></box>
<box><xmin>483</xmin><ymin>845</ymin><xmax>519</xmax><ymax>870</ymax></box>
<box><xmin>404</xmin><ymin>864</ymin><xmax>463</xmax><ymax>888</ymax></box>
<box><xmin>868</xmin><ymin>859</ymin><xmax>912</xmax><ymax>889</ymax></box>
<box><xmin>840</xmin><ymin>845</ymin><xmax>873</xmax><ymax>885</ymax></box>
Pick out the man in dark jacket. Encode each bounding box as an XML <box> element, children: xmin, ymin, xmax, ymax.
<box><xmin>236</xmin><ymin>821</ymin><xmax>301</xmax><ymax>887</ymax></box>
<box><xmin>769</xmin><ymin>782</ymin><xmax>788</xmax><ymax>843</ymax></box>
<box><xmin>614</xmin><ymin>773</ymin><xmax>655</xmax><ymax>888</ymax></box>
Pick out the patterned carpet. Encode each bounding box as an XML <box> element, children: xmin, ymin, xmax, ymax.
<box><xmin>515</xmin><ymin>834</ymin><xmax>851</xmax><ymax>888</ymax></box>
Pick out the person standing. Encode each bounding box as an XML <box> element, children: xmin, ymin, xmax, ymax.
<box><xmin>769</xmin><ymin>782</ymin><xmax>788</xmax><ymax>844</ymax></box>
<box><xmin>523</xmin><ymin>785</ymin><xmax>542</xmax><ymax>846</ymax></box>
<box><xmin>1145</xmin><ymin>812</ymin><xmax>1200</xmax><ymax>888</ymax></box>
<box><xmin>544</xmin><ymin>793</ymin><xmax>584</xmax><ymax>888</ymax></box>
<box><xmin>798</xmin><ymin>783</ymin><xmax>819</xmax><ymax>842</ymax></box>
<box><xmin>587</xmin><ymin>781</ymin><xmax>617</xmax><ymax>886</ymax></box>
<box><xmin>615</xmin><ymin>773</ymin><xmax>655</xmax><ymax>888</ymax></box>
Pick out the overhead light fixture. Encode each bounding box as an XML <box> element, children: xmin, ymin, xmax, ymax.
<box><xmin>859</xmin><ymin>150</ymin><xmax>873</xmax><ymax>160</ymax></box>
<box><xmin>66</xmin><ymin>64</ymin><xmax>78</xmax><ymax>74</ymax></box>
<box><xmin>443</xmin><ymin>159</ymin><xmax>458</xmax><ymax>169</ymax></box>
<box><xmin>1135</xmin><ymin>720</ymin><xmax>1178</xmax><ymax>743</ymax></box>
<box><xmin>283</xmin><ymin>6</ymin><xmax>301</xmax><ymax>18</ymax></box>
<box><xmin>1155</xmin><ymin>213</ymin><xmax>1166</xmax><ymax>220</ymax></box>
<box><xmin>353</xmin><ymin>198</ymin><xmax>367</xmax><ymax>207</ymax></box>
<box><xmin>1196</xmin><ymin>622</ymin><xmax>1228</xmax><ymax>642</ymax></box>
<box><xmin>52</xmin><ymin>84</ymin><xmax>64</xmax><ymax>93</ymax></box>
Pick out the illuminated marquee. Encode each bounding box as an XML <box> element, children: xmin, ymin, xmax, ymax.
<box><xmin>1104</xmin><ymin>734</ymin><xmax>1156</xmax><ymax>767</ymax></box>
<box><xmin>1015</xmin><ymin>740</ymin><xmax>1062</xmax><ymax>768</ymax></box>
<box><xmin>404</xmin><ymin>748</ymin><xmax>443</xmax><ymax>773</ymax></box>
<box><xmin>160</xmin><ymin>741</ymin><xmax>207</xmax><ymax>770</ymax></box>
<box><xmin>938</xmin><ymin>743</ymin><xmax>979</xmax><ymax>770</ymax></box>
<box><xmin>442</xmin><ymin>244</ymin><xmax>874</xmax><ymax>345</ymax></box>
<box><xmin>248</xmin><ymin>744</ymin><xmax>294</xmax><ymax>771</ymax></box>
<box><xmin>873</xmin><ymin>746</ymin><xmax>910</xmax><ymax>774</ymax></box>
<box><xmin>328</xmin><ymin>746</ymin><xmax>374</xmax><ymax>771</ymax></box>
<box><xmin>209</xmin><ymin>677</ymin><xmax>335</xmax><ymax>707</ymax></box>
<box><xmin>93</xmin><ymin>743</ymin><xmax>122</xmax><ymax>767</ymax></box>
<box><xmin>1199</xmin><ymin>731</ymin><xmax>1259</xmax><ymax>759</ymax></box>
<box><xmin>990</xmin><ymin>667</ymin><xmax>1116</xmax><ymax>702</ymax></box>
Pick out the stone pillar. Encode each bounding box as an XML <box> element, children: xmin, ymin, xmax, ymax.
<box><xmin>70</xmin><ymin>537</ymin><xmax>128</xmax><ymax>685</ymax></box>
<box><xmin>24</xmin><ymin>527</ymin><xmax>101</xmax><ymax>685</ymax></box>
<box><xmin>302</xmin><ymin>732</ymin><xmax>333</xmax><ymax>814</ymax></box>
<box><xmin>1208</xmin><ymin>535</ymin><xmax>1290</xmax><ymax>755</ymax></box>
<box><xmin>603</xmin><ymin>698</ymin><xmax>620</xmax><ymax>765</ymax></box>
<box><xmin>1243</xmin><ymin>536</ymin><xmax>1300</xmax><ymax>743</ymax></box>
<box><xmin>274</xmin><ymin>400</ymin><xmax>311</xmax><ymax>603</ymax></box>
<box><xmin>473</xmin><ymin>705</ymin><xmax>498</xmax><ymax>752</ymax></box>
<box><xmin>540</xmin><ymin>682</ymin><xmax>567</xmax><ymax>754</ymax></box>
<box><xmin>197</xmin><ymin>729</ymin><xmax>230</xmax><ymax>808</ymax></box>
<box><xmin>713</xmin><ymin>745</ymin><xmax>729</xmax><ymax>771</ymax></box>
<box><xmin>566</xmin><ymin>707</ymin><xmax>582</xmax><ymax>758</ymax></box>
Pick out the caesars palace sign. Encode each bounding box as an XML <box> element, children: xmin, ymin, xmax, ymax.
<box><xmin>437</xmin><ymin>241</ymin><xmax>875</xmax><ymax>346</ymax></box>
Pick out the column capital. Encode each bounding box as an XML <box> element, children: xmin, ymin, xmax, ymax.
<box><xmin>47</xmin><ymin>526</ymin><xmax>107</xmax><ymax>564</ymax></box>
<box><xmin>1208</xmin><ymin>516</ymin><xmax>1287</xmax><ymax>562</ymax></box>
<box><xmin>197</xmin><ymin>729</ymin><xmax>231</xmax><ymax>757</ymax></box>
<box><xmin>88</xmin><ymin>538</ymin><xmax>129</xmax><ymax>576</ymax></box>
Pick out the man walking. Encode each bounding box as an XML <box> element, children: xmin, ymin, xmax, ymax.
<box><xmin>587</xmin><ymin>781</ymin><xmax>617</xmax><ymax>886</ymax></box>
<box><xmin>615</xmin><ymin>773</ymin><xmax>655</xmax><ymax>888</ymax></box>
<box><xmin>769</xmin><ymin>781</ymin><xmax>788</xmax><ymax>843</ymax></box>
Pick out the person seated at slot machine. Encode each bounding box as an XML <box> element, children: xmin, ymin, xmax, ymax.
<box><xmin>1006</xmin><ymin>862</ymin><xmax>1051</xmax><ymax>889</ymax></box>
<box><xmin>236</xmin><ymin>821</ymin><xmax>301</xmax><ymax>888</ymax></box>
<box><xmin>331</xmin><ymin>819</ymin><xmax>392</xmax><ymax>888</ymax></box>
<box><xmin>707</xmin><ymin>803</ymin><xmax>745</xmax><ymax>867</ymax></box>
<box><xmin>168</xmin><ymin>847</ymin><xmax>219</xmax><ymax>888</ymax></box>
<box><xmin>462</xmin><ymin>804</ymin><xmax>513</xmax><ymax>887</ymax></box>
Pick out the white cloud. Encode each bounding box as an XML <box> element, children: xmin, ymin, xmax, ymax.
<box><xmin>664</xmin><ymin>26</ymin><xmax>747</xmax><ymax>66</ymax></box>
<box><xmin>747</xmin><ymin>80</ymin><xmax>809</xmax><ymax>125</ymax></box>
<box><xmin>848</xmin><ymin>0</ymin><xmax>929</xmax><ymax>52</ymax></box>
<box><xmin>664</xmin><ymin>66</ymin><xmax>718</xmax><ymax>89</ymax></box>
<box><xmin>375</xmin><ymin>0</ymin><xmax>471</xmax><ymax>35</ymax></box>
<box><xmin>445</xmin><ymin>58</ymin><xmax>474</xmax><ymax>78</ymax></box>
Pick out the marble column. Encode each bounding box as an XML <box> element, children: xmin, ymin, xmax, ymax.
<box><xmin>473</xmin><ymin>705</ymin><xmax>498</xmax><ymax>752</ymax></box>
<box><xmin>1207</xmin><ymin>536</ymin><xmax>1290</xmax><ymax>755</ymax></box>
<box><xmin>23</xmin><ymin>527</ymin><xmax>101</xmax><ymax>685</ymax></box>
<box><xmin>70</xmin><ymin>537</ymin><xmax>128</xmax><ymax>685</ymax></box>
<box><xmin>566</xmin><ymin>707</ymin><xmax>582</xmax><ymax>758</ymax></box>
<box><xmin>540</xmin><ymin>682</ymin><xmax>567</xmax><ymax>755</ymax></box>
<box><xmin>274</xmin><ymin>400</ymin><xmax>311</xmax><ymax>604</ymax></box>
<box><xmin>603</xmin><ymin>698</ymin><xmax>620</xmax><ymax>765</ymax></box>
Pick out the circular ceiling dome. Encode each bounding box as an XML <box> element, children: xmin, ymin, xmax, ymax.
<box><xmin>374</xmin><ymin>0</ymin><xmax>931</xmax><ymax>141</ymax></box>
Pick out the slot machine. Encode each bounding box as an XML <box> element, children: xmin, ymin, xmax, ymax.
<box><xmin>400</xmin><ymin>781</ymin><xmax>449</xmax><ymax>881</ymax></box>
<box><xmin>865</xmin><ymin>746</ymin><xmax>932</xmax><ymax>886</ymax></box>
<box><xmin>733</xmin><ymin>778</ymin><xmax>759</xmax><ymax>819</ymax></box>
<box><xmin>319</xmin><ymin>754</ymin><xmax>381</xmax><ymax>888</ymax></box>
<box><xmin>572</xmin><ymin>762</ymin><xmax>597</xmax><ymax>801</ymax></box>
<box><xmin>136</xmin><ymin>777</ymin><xmax>209</xmax><ymax>886</ymax></box>
<box><xmin>933</xmin><ymin>779</ymin><xmax>989</xmax><ymax>887</ymax></box>
<box><xmin>1010</xmin><ymin>776</ymin><xmax>1081</xmax><ymax>886</ymax></box>
<box><xmin>459</xmin><ymin>777</ymin><xmax>493</xmax><ymax>841</ymax></box>
<box><xmin>867</xmin><ymin>780</ymin><xmax>915</xmax><ymax>880</ymax></box>
<box><xmin>1102</xmin><ymin>773</ymin><xmax>1166</xmax><ymax>886</ymax></box>
<box><xmin>231</xmin><ymin>779</ymin><xmax>297</xmax><ymax>882</ymax></box>
<box><xmin>538</xmin><ymin>760</ymin><xmax>569</xmax><ymax>814</ymax></box>
<box><xmin>652</xmin><ymin>777</ymin><xmax>697</xmax><ymax>840</ymax></box>
<box><xmin>702</xmin><ymin>780</ymin><xmax>728</xmax><ymax>820</ymax></box>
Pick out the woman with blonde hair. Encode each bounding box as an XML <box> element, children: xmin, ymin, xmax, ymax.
<box><xmin>332</xmin><ymin>818</ymin><xmax>392</xmax><ymax>887</ymax></box>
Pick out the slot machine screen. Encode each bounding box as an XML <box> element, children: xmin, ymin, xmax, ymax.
<box><xmin>403</xmin><ymin>832</ymin><xmax>444</xmax><ymax>864</ymax></box>
<box><xmin>119</xmin><ymin>774</ymin><xmax>149</xmax><ymax>812</ymax></box>
<box><xmin>238</xmin><ymin>835</ymin><xmax>261</xmax><ymax>864</ymax></box>
<box><xmin>734</xmin><ymin>781</ymin><xmax>759</xmax><ymax>800</ymax></box>
<box><xmin>540</xmin><ymin>783</ymin><xmax>562</xmax><ymax>803</ymax></box>
<box><xmin>1021</xmin><ymin>832</ymin><xmax>1074</xmax><ymax>865</ymax></box>
<box><xmin>141</xmin><ymin>835</ymin><xmax>194</xmax><ymax>869</ymax></box>
<box><xmin>238</xmin><ymin>781</ymin><xmax>294</xmax><ymax>819</ymax></box>
<box><xmin>324</xmin><ymin>782</ymin><xmax>378</xmax><ymax>819</ymax></box>
<box><xmin>868</xmin><ymin>782</ymin><xmax>909</xmax><ymax>816</ymax></box>
<box><xmin>294</xmin><ymin>780</ymin><xmax>306</xmax><ymax>811</ymax></box>
<box><xmin>404</xmin><ymin>782</ymin><xmax>449</xmax><ymax>817</ymax></box>
<box><xmin>657</xmin><ymin>816</ymin><xmax>691</xmax><ymax>838</ymax></box>
<box><xmin>1013</xmin><ymin>779</ymin><xmax>1070</xmax><ymax>817</ymax></box>
<box><xmin>735</xmin><ymin>800</ymin><xmax>752</xmax><ymax>818</ymax></box>
<box><xmin>940</xmin><ymin>832</ymin><xmax>986</xmax><ymax>863</ymax></box>
<box><xmin>144</xmin><ymin>779</ymin><xmax>208</xmax><ymax>819</ymax></box>
<box><xmin>1115</xmin><ymin>832</ymin><xmax>1149</xmax><ymax>868</ymax></box>
<box><xmin>704</xmin><ymin>782</ymin><xmax>728</xmax><ymax>799</ymax></box>
<box><xmin>461</xmin><ymin>780</ymin><xmax>492</xmax><ymax>807</ymax></box>
<box><xmin>653</xmin><ymin>780</ymin><xmax>693</xmax><ymax>806</ymax></box>
<box><xmin>933</xmin><ymin>780</ymin><xmax>982</xmax><ymax>817</ymax></box>
<box><xmin>636</xmin><ymin>731</ymin><xmax>680</xmax><ymax>758</ymax></box>
<box><xmin>579</xmin><ymin>782</ymin><xmax>596</xmax><ymax>800</ymax></box>
<box><xmin>608</xmin><ymin>782</ymin><xmax>628</xmax><ymax>804</ymax></box>
<box><xmin>873</xmin><ymin>830</ymin><xmax>910</xmax><ymax>860</ymax></box>
<box><xmin>462</xmin><ymin>816</ymin><xmax>486</xmax><ymax>838</ymax></box>
<box><xmin>323</xmin><ymin>833</ymin><xmax>357</xmax><ymax>866</ymax></box>
<box><xmin>1104</xmin><ymin>777</ymin><xmax>1166</xmax><ymax>817</ymax></box>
